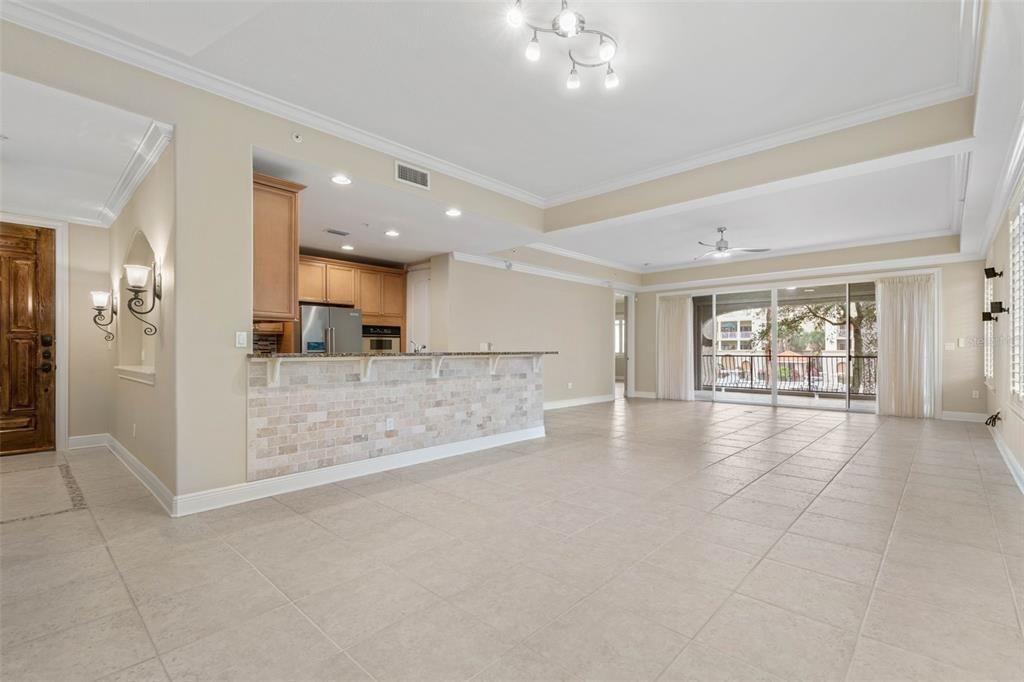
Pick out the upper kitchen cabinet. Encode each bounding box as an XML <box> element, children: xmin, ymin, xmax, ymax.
<box><xmin>297</xmin><ymin>259</ymin><xmax>326</xmax><ymax>302</ymax></box>
<box><xmin>381</xmin><ymin>272</ymin><xmax>405</xmax><ymax>316</ymax></box>
<box><xmin>253</xmin><ymin>173</ymin><xmax>305</xmax><ymax>320</ymax></box>
<box><xmin>326</xmin><ymin>264</ymin><xmax>356</xmax><ymax>305</ymax></box>
<box><xmin>356</xmin><ymin>270</ymin><xmax>404</xmax><ymax>317</ymax></box>
<box><xmin>358</xmin><ymin>270</ymin><xmax>383</xmax><ymax>315</ymax></box>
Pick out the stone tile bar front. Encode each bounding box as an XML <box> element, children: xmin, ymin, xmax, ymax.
<box><xmin>246</xmin><ymin>352</ymin><xmax>554</xmax><ymax>481</ymax></box>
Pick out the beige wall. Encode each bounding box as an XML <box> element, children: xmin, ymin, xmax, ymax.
<box><xmin>634</xmin><ymin>293</ymin><xmax>658</xmax><ymax>395</ymax></box>
<box><xmin>987</xmin><ymin>179</ymin><xmax>1023</xmax><ymax>474</ymax></box>
<box><xmin>107</xmin><ymin>146</ymin><xmax>177</xmax><ymax>491</ymax></box>
<box><xmin>433</xmin><ymin>259</ymin><xmax>615</xmax><ymax>404</ymax></box>
<box><xmin>68</xmin><ymin>225</ymin><xmax>114</xmax><ymax>436</ymax></box>
<box><xmin>940</xmin><ymin>261</ymin><xmax>986</xmax><ymax>414</ymax></box>
<box><xmin>1</xmin><ymin>21</ymin><xmax>546</xmax><ymax>495</ymax></box>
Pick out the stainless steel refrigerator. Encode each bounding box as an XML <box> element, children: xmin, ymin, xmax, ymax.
<box><xmin>300</xmin><ymin>305</ymin><xmax>363</xmax><ymax>353</ymax></box>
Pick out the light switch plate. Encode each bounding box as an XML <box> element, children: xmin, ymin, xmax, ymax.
<box><xmin>235</xmin><ymin>331</ymin><xmax>248</xmax><ymax>348</ymax></box>
<box><xmin>944</xmin><ymin>342</ymin><xmax>955</xmax><ymax>351</ymax></box>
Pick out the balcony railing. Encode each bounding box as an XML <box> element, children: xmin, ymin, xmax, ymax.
<box><xmin>699</xmin><ymin>354</ymin><xmax>877</xmax><ymax>396</ymax></box>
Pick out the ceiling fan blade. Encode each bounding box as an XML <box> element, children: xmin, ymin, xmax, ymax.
<box><xmin>697</xmin><ymin>241</ymin><xmax>716</xmax><ymax>247</ymax></box>
<box><xmin>695</xmin><ymin>249</ymin><xmax>719</xmax><ymax>260</ymax></box>
<box><xmin>729</xmin><ymin>247</ymin><xmax>771</xmax><ymax>253</ymax></box>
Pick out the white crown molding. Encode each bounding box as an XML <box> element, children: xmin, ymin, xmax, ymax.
<box><xmin>639</xmin><ymin>251</ymin><xmax>979</xmax><ymax>294</ymax></box>
<box><xmin>981</xmin><ymin>100</ymin><xmax>1024</xmax><ymax>256</ymax></box>
<box><xmin>2</xmin><ymin>0</ymin><xmax>979</xmax><ymax>211</ymax></box>
<box><xmin>98</xmin><ymin>120</ymin><xmax>173</xmax><ymax>226</ymax></box>
<box><xmin>0</xmin><ymin>211</ymin><xmax>68</xmax><ymax>230</ymax></box>
<box><xmin>451</xmin><ymin>251</ymin><xmax>640</xmax><ymax>292</ymax></box>
<box><xmin>951</xmin><ymin>151</ymin><xmax>971</xmax><ymax>233</ymax></box>
<box><xmin>543</xmin><ymin>0</ymin><xmax>981</xmax><ymax>207</ymax></box>
<box><xmin>636</xmin><ymin>229</ymin><xmax>961</xmax><ymax>275</ymax></box>
<box><xmin>0</xmin><ymin>1</ymin><xmax>547</xmax><ymax>209</ymax></box>
<box><xmin>525</xmin><ymin>243</ymin><xmax>644</xmax><ymax>274</ymax></box>
<box><xmin>544</xmin><ymin>85</ymin><xmax>971</xmax><ymax>207</ymax></box>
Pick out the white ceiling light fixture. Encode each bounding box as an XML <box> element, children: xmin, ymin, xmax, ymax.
<box><xmin>384</xmin><ymin>230</ymin><xmax>400</xmax><ymax>237</ymax></box>
<box><xmin>331</xmin><ymin>174</ymin><xmax>352</xmax><ymax>185</ymax></box>
<box><xmin>696</xmin><ymin>226</ymin><xmax>771</xmax><ymax>260</ymax></box>
<box><xmin>506</xmin><ymin>1</ymin><xmax>620</xmax><ymax>92</ymax></box>
<box><xmin>445</xmin><ymin>207</ymin><xmax>462</xmax><ymax>217</ymax></box>
<box><xmin>341</xmin><ymin>244</ymin><xmax>355</xmax><ymax>251</ymax></box>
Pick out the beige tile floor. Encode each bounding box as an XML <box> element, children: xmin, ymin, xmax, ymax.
<box><xmin>1</xmin><ymin>398</ymin><xmax>1022</xmax><ymax>681</ymax></box>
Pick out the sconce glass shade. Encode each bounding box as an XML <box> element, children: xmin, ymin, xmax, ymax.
<box><xmin>90</xmin><ymin>290</ymin><xmax>111</xmax><ymax>309</ymax></box>
<box><xmin>124</xmin><ymin>264</ymin><xmax>152</xmax><ymax>289</ymax></box>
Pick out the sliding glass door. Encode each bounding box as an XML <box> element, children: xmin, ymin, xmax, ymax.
<box><xmin>690</xmin><ymin>280</ymin><xmax>878</xmax><ymax>411</ymax></box>
<box><xmin>713</xmin><ymin>290</ymin><xmax>772</xmax><ymax>405</ymax></box>
<box><xmin>776</xmin><ymin>284</ymin><xmax>848</xmax><ymax>409</ymax></box>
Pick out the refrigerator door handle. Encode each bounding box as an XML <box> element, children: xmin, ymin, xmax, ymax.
<box><xmin>328</xmin><ymin>327</ymin><xmax>336</xmax><ymax>354</ymax></box>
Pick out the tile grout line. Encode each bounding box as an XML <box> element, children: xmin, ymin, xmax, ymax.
<box><xmin>219</xmin><ymin>540</ymin><xmax>384</xmax><ymax>682</ymax></box>
<box><xmin>971</xmin><ymin>425</ymin><xmax>1024</xmax><ymax>642</ymax></box>
<box><xmin>654</xmin><ymin>413</ymin><xmax>869</xmax><ymax>681</ymax></box>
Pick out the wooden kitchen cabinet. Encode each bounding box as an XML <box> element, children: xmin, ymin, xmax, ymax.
<box><xmin>326</xmin><ymin>265</ymin><xmax>356</xmax><ymax>305</ymax></box>
<box><xmin>253</xmin><ymin>173</ymin><xmax>305</xmax><ymax>320</ymax></box>
<box><xmin>298</xmin><ymin>260</ymin><xmax>326</xmax><ymax>302</ymax></box>
<box><xmin>358</xmin><ymin>270</ymin><xmax>382</xmax><ymax>315</ymax></box>
<box><xmin>381</xmin><ymin>273</ymin><xmax>405</xmax><ymax>316</ymax></box>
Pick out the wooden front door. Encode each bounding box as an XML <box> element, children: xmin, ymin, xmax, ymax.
<box><xmin>0</xmin><ymin>223</ymin><xmax>56</xmax><ymax>455</ymax></box>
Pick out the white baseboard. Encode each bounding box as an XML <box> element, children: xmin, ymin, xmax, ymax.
<box><xmin>173</xmin><ymin>425</ymin><xmax>546</xmax><ymax>517</ymax></box>
<box><xmin>544</xmin><ymin>394</ymin><xmax>614</xmax><ymax>410</ymax></box>
<box><xmin>940</xmin><ymin>411</ymin><xmax>990</xmax><ymax>423</ymax></box>
<box><xmin>106</xmin><ymin>436</ymin><xmax>176</xmax><ymax>516</ymax></box>
<box><xmin>628</xmin><ymin>391</ymin><xmax>657</xmax><ymax>399</ymax></box>
<box><xmin>68</xmin><ymin>433</ymin><xmax>113</xmax><ymax>449</ymax></box>
<box><xmin>991</xmin><ymin>426</ymin><xmax>1024</xmax><ymax>495</ymax></box>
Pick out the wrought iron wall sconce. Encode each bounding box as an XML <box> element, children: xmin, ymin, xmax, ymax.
<box><xmin>985</xmin><ymin>267</ymin><xmax>1003</xmax><ymax>279</ymax></box>
<box><xmin>124</xmin><ymin>263</ymin><xmax>161</xmax><ymax>336</ymax></box>
<box><xmin>91</xmin><ymin>290</ymin><xmax>117</xmax><ymax>341</ymax></box>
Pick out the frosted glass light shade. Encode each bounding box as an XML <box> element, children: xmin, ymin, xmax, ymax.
<box><xmin>124</xmin><ymin>264</ymin><xmax>151</xmax><ymax>289</ymax></box>
<box><xmin>90</xmin><ymin>290</ymin><xmax>111</xmax><ymax>309</ymax></box>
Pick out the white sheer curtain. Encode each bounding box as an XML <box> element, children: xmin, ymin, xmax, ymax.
<box><xmin>876</xmin><ymin>274</ymin><xmax>937</xmax><ymax>418</ymax></box>
<box><xmin>657</xmin><ymin>295</ymin><xmax>694</xmax><ymax>400</ymax></box>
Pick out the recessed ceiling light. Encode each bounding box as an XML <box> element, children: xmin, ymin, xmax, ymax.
<box><xmin>804</xmin><ymin>288</ymin><xmax>816</xmax><ymax>293</ymax></box>
<box><xmin>331</xmin><ymin>174</ymin><xmax>352</xmax><ymax>185</ymax></box>
<box><xmin>384</xmin><ymin>230</ymin><xmax>400</xmax><ymax>238</ymax></box>
<box><xmin>785</xmin><ymin>286</ymin><xmax>797</xmax><ymax>290</ymax></box>
<box><xmin>445</xmin><ymin>207</ymin><xmax>462</xmax><ymax>217</ymax></box>
<box><xmin>341</xmin><ymin>244</ymin><xmax>355</xmax><ymax>251</ymax></box>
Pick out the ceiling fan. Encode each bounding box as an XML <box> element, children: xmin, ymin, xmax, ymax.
<box><xmin>697</xmin><ymin>226</ymin><xmax>771</xmax><ymax>259</ymax></box>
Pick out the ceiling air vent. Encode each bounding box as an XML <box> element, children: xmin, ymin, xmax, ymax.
<box><xmin>395</xmin><ymin>161</ymin><xmax>431</xmax><ymax>190</ymax></box>
<box><xmin>325</xmin><ymin>229</ymin><xmax>350</xmax><ymax>237</ymax></box>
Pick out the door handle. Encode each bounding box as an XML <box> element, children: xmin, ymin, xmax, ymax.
<box><xmin>36</xmin><ymin>363</ymin><xmax>53</xmax><ymax>373</ymax></box>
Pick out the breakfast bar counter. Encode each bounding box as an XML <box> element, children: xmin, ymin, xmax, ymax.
<box><xmin>245</xmin><ymin>351</ymin><xmax>556</xmax><ymax>481</ymax></box>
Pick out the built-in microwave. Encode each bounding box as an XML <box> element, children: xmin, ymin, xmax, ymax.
<box><xmin>362</xmin><ymin>325</ymin><xmax>401</xmax><ymax>353</ymax></box>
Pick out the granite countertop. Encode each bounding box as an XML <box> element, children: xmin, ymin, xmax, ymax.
<box><xmin>247</xmin><ymin>351</ymin><xmax>558</xmax><ymax>359</ymax></box>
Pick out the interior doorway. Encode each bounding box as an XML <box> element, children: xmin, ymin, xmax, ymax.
<box><xmin>614</xmin><ymin>293</ymin><xmax>627</xmax><ymax>399</ymax></box>
<box><xmin>1</xmin><ymin>222</ymin><xmax>57</xmax><ymax>455</ymax></box>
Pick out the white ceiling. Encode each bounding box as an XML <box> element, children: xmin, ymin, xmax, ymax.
<box><xmin>15</xmin><ymin>0</ymin><xmax>975</xmax><ymax>203</ymax></box>
<box><xmin>536</xmin><ymin>156</ymin><xmax>959</xmax><ymax>271</ymax></box>
<box><xmin>253</xmin><ymin>148</ymin><xmax>540</xmax><ymax>264</ymax></box>
<box><xmin>0</xmin><ymin>73</ymin><xmax>163</xmax><ymax>226</ymax></box>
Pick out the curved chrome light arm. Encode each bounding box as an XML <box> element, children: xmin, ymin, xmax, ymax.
<box><xmin>568</xmin><ymin>29</ymin><xmax>617</xmax><ymax>68</ymax></box>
